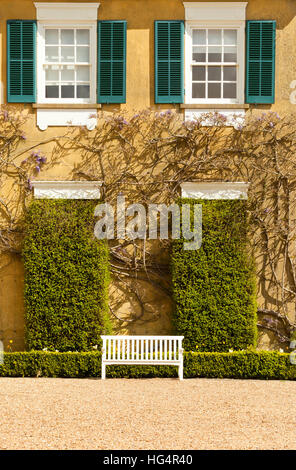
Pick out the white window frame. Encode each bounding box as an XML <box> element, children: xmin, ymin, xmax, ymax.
<box><xmin>37</xmin><ymin>21</ymin><xmax>97</xmax><ymax>105</ymax></box>
<box><xmin>34</xmin><ymin>3</ymin><xmax>99</xmax><ymax>130</ymax></box>
<box><xmin>185</xmin><ymin>22</ymin><xmax>245</xmax><ymax>105</ymax></box>
<box><xmin>183</xmin><ymin>2</ymin><xmax>247</xmax><ymax>106</ymax></box>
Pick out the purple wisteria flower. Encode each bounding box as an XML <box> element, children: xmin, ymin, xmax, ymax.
<box><xmin>27</xmin><ymin>178</ymin><xmax>32</xmax><ymax>191</ymax></box>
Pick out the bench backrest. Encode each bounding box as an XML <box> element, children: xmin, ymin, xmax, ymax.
<box><xmin>101</xmin><ymin>335</ymin><xmax>184</xmax><ymax>362</ymax></box>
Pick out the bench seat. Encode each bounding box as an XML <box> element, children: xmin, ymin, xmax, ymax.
<box><xmin>101</xmin><ymin>335</ymin><xmax>184</xmax><ymax>380</ymax></box>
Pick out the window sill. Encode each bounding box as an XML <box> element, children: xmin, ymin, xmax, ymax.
<box><xmin>33</xmin><ymin>104</ymin><xmax>102</xmax><ymax>109</ymax></box>
<box><xmin>180</xmin><ymin>104</ymin><xmax>249</xmax><ymax>109</ymax></box>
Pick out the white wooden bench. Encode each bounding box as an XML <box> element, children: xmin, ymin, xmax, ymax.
<box><xmin>101</xmin><ymin>335</ymin><xmax>184</xmax><ymax>380</ymax></box>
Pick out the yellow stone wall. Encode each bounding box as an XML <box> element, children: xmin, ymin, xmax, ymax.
<box><xmin>0</xmin><ymin>0</ymin><xmax>295</xmax><ymax>350</ymax></box>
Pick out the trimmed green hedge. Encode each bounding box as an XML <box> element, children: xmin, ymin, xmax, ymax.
<box><xmin>23</xmin><ymin>200</ymin><xmax>112</xmax><ymax>352</ymax></box>
<box><xmin>1</xmin><ymin>351</ymin><xmax>295</xmax><ymax>380</ymax></box>
<box><xmin>172</xmin><ymin>199</ymin><xmax>257</xmax><ymax>352</ymax></box>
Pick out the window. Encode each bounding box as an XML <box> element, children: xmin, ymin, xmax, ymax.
<box><xmin>191</xmin><ymin>28</ymin><xmax>238</xmax><ymax>102</ymax></box>
<box><xmin>185</xmin><ymin>22</ymin><xmax>245</xmax><ymax>105</ymax></box>
<box><xmin>184</xmin><ymin>2</ymin><xmax>247</xmax><ymax>106</ymax></box>
<box><xmin>45</xmin><ymin>28</ymin><xmax>91</xmax><ymax>100</ymax></box>
<box><xmin>8</xmin><ymin>4</ymin><xmax>127</xmax><ymax>129</ymax></box>
<box><xmin>38</xmin><ymin>22</ymin><xmax>97</xmax><ymax>104</ymax></box>
<box><xmin>33</xmin><ymin>2</ymin><xmax>100</xmax><ymax>129</ymax></box>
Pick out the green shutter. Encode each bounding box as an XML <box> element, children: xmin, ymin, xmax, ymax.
<box><xmin>155</xmin><ymin>20</ymin><xmax>184</xmax><ymax>104</ymax></box>
<box><xmin>98</xmin><ymin>21</ymin><xmax>127</xmax><ymax>104</ymax></box>
<box><xmin>246</xmin><ymin>20</ymin><xmax>276</xmax><ymax>104</ymax></box>
<box><xmin>7</xmin><ymin>20</ymin><xmax>36</xmax><ymax>103</ymax></box>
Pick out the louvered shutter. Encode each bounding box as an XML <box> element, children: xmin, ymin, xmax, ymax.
<box><xmin>7</xmin><ymin>20</ymin><xmax>36</xmax><ymax>103</ymax></box>
<box><xmin>98</xmin><ymin>21</ymin><xmax>127</xmax><ymax>103</ymax></box>
<box><xmin>246</xmin><ymin>20</ymin><xmax>276</xmax><ymax>104</ymax></box>
<box><xmin>155</xmin><ymin>21</ymin><xmax>184</xmax><ymax>104</ymax></box>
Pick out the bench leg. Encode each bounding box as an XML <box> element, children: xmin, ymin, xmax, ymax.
<box><xmin>178</xmin><ymin>363</ymin><xmax>183</xmax><ymax>381</ymax></box>
<box><xmin>101</xmin><ymin>363</ymin><xmax>106</xmax><ymax>380</ymax></box>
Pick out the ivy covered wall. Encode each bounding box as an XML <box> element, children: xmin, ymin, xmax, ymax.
<box><xmin>23</xmin><ymin>200</ymin><xmax>111</xmax><ymax>352</ymax></box>
<box><xmin>172</xmin><ymin>199</ymin><xmax>257</xmax><ymax>352</ymax></box>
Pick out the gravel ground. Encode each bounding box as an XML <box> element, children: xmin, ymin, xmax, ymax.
<box><xmin>0</xmin><ymin>377</ymin><xmax>295</xmax><ymax>450</ymax></box>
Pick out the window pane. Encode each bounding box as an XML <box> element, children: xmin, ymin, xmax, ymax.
<box><xmin>224</xmin><ymin>47</ymin><xmax>237</xmax><ymax>62</ymax></box>
<box><xmin>45</xmin><ymin>29</ymin><xmax>58</xmax><ymax>45</ymax></box>
<box><xmin>224</xmin><ymin>66</ymin><xmax>237</xmax><ymax>81</ymax></box>
<box><xmin>208</xmin><ymin>83</ymin><xmax>221</xmax><ymax>98</ymax></box>
<box><xmin>208</xmin><ymin>46</ymin><xmax>222</xmax><ymax>62</ymax></box>
<box><xmin>192</xmin><ymin>66</ymin><xmax>205</xmax><ymax>81</ymax></box>
<box><xmin>77</xmin><ymin>29</ymin><xmax>90</xmax><ymax>45</ymax></box>
<box><xmin>208</xmin><ymin>29</ymin><xmax>222</xmax><ymax>45</ymax></box>
<box><xmin>193</xmin><ymin>30</ymin><xmax>206</xmax><ymax>45</ymax></box>
<box><xmin>192</xmin><ymin>82</ymin><xmax>205</xmax><ymax>98</ymax></box>
<box><xmin>208</xmin><ymin>66</ymin><xmax>221</xmax><ymax>81</ymax></box>
<box><xmin>61</xmin><ymin>29</ymin><xmax>74</xmax><ymax>45</ymax></box>
<box><xmin>224</xmin><ymin>30</ymin><xmax>237</xmax><ymax>45</ymax></box>
<box><xmin>61</xmin><ymin>85</ymin><xmax>75</xmax><ymax>98</ymax></box>
<box><xmin>77</xmin><ymin>85</ymin><xmax>90</xmax><ymax>98</ymax></box>
<box><xmin>223</xmin><ymin>83</ymin><xmax>236</xmax><ymax>98</ymax></box>
<box><xmin>61</xmin><ymin>67</ymin><xmax>75</xmax><ymax>81</ymax></box>
<box><xmin>61</xmin><ymin>46</ymin><xmax>75</xmax><ymax>62</ymax></box>
<box><xmin>46</xmin><ymin>68</ymin><xmax>59</xmax><ymax>81</ymax></box>
<box><xmin>46</xmin><ymin>85</ymin><xmax>59</xmax><ymax>98</ymax></box>
<box><xmin>45</xmin><ymin>46</ymin><xmax>59</xmax><ymax>62</ymax></box>
<box><xmin>76</xmin><ymin>46</ymin><xmax>90</xmax><ymax>62</ymax></box>
<box><xmin>193</xmin><ymin>46</ymin><xmax>206</xmax><ymax>62</ymax></box>
<box><xmin>77</xmin><ymin>66</ymin><xmax>90</xmax><ymax>81</ymax></box>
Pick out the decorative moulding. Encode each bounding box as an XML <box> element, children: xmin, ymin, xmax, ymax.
<box><xmin>37</xmin><ymin>109</ymin><xmax>97</xmax><ymax>131</ymax></box>
<box><xmin>181</xmin><ymin>182</ymin><xmax>249</xmax><ymax>200</ymax></box>
<box><xmin>183</xmin><ymin>2</ymin><xmax>247</xmax><ymax>21</ymax></box>
<box><xmin>184</xmin><ymin>109</ymin><xmax>245</xmax><ymax>128</ymax></box>
<box><xmin>32</xmin><ymin>181</ymin><xmax>102</xmax><ymax>199</ymax></box>
<box><xmin>34</xmin><ymin>2</ymin><xmax>100</xmax><ymax>21</ymax></box>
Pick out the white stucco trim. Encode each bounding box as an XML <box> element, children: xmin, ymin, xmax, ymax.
<box><xmin>32</xmin><ymin>181</ymin><xmax>102</xmax><ymax>199</ymax></box>
<box><xmin>183</xmin><ymin>2</ymin><xmax>247</xmax><ymax>21</ymax></box>
<box><xmin>37</xmin><ymin>109</ymin><xmax>97</xmax><ymax>131</ymax></box>
<box><xmin>184</xmin><ymin>108</ymin><xmax>245</xmax><ymax>128</ymax></box>
<box><xmin>181</xmin><ymin>182</ymin><xmax>249</xmax><ymax>200</ymax></box>
<box><xmin>34</xmin><ymin>3</ymin><xmax>100</xmax><ymax>21</ymax></box>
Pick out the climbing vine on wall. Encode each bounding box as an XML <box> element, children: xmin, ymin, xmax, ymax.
<box><xmin>1</xmin><ymin>107</ymin><xmax>296</xmax><ymax>347</ymax></box>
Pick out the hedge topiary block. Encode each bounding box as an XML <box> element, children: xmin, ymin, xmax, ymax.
<box><xmin>23</xmin><ymin>199</ymin><xmax>112</xmax><ymax>351</ymax></box>
<box><xmin>1</xmin><ymin>351</ymin><xmax>295</xmax><ymax>380</ymax></box>
<box><xmin>171</xmin><ymin>199</ymin><xmax>257</xmax><ymax>352</ymax></box>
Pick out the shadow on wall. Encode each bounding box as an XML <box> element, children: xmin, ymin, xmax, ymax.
<box><xmin>0</xmin><ymin>253</ymin><xmax>25</xmax><ymax>351</ymax></box>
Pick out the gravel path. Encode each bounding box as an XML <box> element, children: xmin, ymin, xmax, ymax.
<box><xmin>0</xmin><ymin>377</ymin><xmax>295</xmax><ymax>450</ymax></box>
